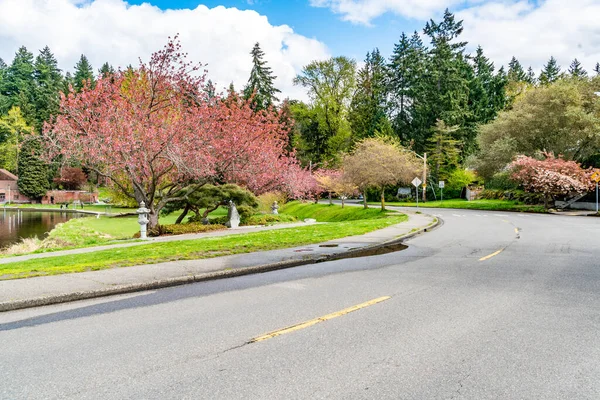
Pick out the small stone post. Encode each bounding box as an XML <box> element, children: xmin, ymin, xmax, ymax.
<box><xmin>137</xmin><ymin>201</ymin><xmax>151</xmax><ymax>239</ymax></box>
<box><xmin>271</xmin><ymin>201</ymin><xmax>279</xmax><ymax>215</ymax></box>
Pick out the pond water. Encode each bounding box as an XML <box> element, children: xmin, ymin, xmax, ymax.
<box><xmin>0</xmin><ymin>210</ymin><xmax>85</xmax><ymax>249</ymax></box>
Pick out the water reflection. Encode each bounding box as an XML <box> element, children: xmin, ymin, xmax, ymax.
<box><xmin>0</xmin><ymin>210</ymin><xmax>84</xmax><ymax>249</ymax></box>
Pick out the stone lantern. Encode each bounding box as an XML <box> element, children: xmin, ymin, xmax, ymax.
<box><xmin>136</xmin><ymin>201</ymin><xmax>151</xmax><ymax>239</ymax></box>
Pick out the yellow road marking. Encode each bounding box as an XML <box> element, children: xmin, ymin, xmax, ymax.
<box><xmin>249</xmin><ymin>296</ymin><xmax>391</xmax><ymax>343</ymax></box>
<box><xmin>514</xmin><ymin>228</ymin><xmax>519</xmax><ymax>234</ymax></box>
<box><xmin>479</xmin><ymin>249</ymin><xmax>504</xmax><ymax>261</ymax></box>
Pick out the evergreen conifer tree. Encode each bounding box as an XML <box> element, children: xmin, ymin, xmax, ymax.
<box><xmin>387</xmin><ymin>31</ymin><xmax>427</xmax><ymax>143</ymax></box>
<box><xmin>568</xmin><ymin>58</ymin><xmax>587</xmax><ymax>78</ymax></box>
<box><xmin>594</xmin><ymin>63</ymin><xmax>600</xmax><ymax>76</ymax></box>
<box><xmin>507</xmin><ymin>56</ymin><xmax>527</xmax><ymax>82</ymax></box>
<box><xmin>33</xmin><ymin>46</ymin><xmax>63</xmax><ymax>132</ymax></box>
<box><xmin>349</xmin><ymin>49</ymin><xmax>391</xmax><ymax>140</ymax></box>
<box><xmin>539</xmin><ymin>56</ymin><xmax>561</xmax><ymax>85</ymax></box>
<box><xmin>17</xmin><ymin>136</ymin><xmax>49</xmax><ymax>200</ymax></box>
<box><xmin>525</xmin><ymin>66</ymin><xmax>536</xmax><ymax>85</ymax></box>
<box><xmin>73</xmin><ymin>54</ymin><xmax>95</xmax><ymax>92</ymax></box>
<box><xmin>98</xmin><ymin>62</ymin><xmax>115</xmax><ymax>78</ymax></box>
<box><xmin>0</xmin><ymin>47</ymin><xmax>36</xmax><ymax>123</ymax></box>
<box><xmin>243</xmin><ymin>43</ymin><xmax>280</xmax><ymax>111</ymax></box>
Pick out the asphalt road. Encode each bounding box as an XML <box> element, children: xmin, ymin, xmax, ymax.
<box><xmin>1</xmin><ymin>208</ymin><xmax>599</xmax><ymax>399</ymax></box>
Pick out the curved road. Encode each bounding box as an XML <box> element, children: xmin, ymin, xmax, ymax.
<box><xmin>1</xmin><ymin>208</ymin><xmax>599</xmax><ymax>399</ymax></box>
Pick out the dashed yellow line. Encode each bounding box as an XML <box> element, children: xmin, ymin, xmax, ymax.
<box><xmin>249</xmin><ymin>296</ymin><xmax>391</xmax><ymax>343</ymax></box>
<box><xmin>479</xmin><ymin>249</ymin><xmax>504</xmax><ymax>261</ymax></box>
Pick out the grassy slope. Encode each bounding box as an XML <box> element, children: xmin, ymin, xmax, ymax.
<box><xmin>281</xmin><ymin>201</ymin><xmax>391</xmax><ymax>221</ymax></box>
<box><xmin>1</xmin><ymin>204</ymin><xmax>407</xmax><ymax>279</ymax></box>
<box><xmin>378</xmin><ymin>199</ymin><xmax>547</xmax><ymax>213</ymax></box>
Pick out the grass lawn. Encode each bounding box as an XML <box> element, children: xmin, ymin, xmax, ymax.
<box><xmin>375</xmin><ymin>199</ymin><xmax>547</xmax><ymax>213</ymax></box>
<box><xmin>281</xmin><ymin>201</ymin><xmax>392</xmax><ymax>221</ymax></box>
<box><xmin>0</xmin><ymin>213</ymin><xmax>407</xmax><ymax>279</ymax></box>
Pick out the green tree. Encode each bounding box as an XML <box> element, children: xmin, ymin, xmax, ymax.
<box><xmin>349</xmin><ymin>49</ymin><xmax>391</xmax><ymax>140</ymax></box>
<box><xmin>568</xmin><ymin>58</ymin><xmax>587</xmax><ymax>79</ymax></box>
<box><xmin>427</xmin><ymin>120</ymin><xmax>460</xmax><ymax>180</ymax></box>
<box><xmin>539</xmin><ymin>56</ymin><xmax>561</xmax><ymax>85</ymax></box>
<box><xmin>161</xmin><ymin>184</ymin><xmax>258</xmax><ymax>225</ymax></box>
<box><xmin>0</xmin><ymin>107</ymin><xmax>31</xmax><ymax>173</ymax></box>
<box><xmin>0</xmin><ymin>46</ymin><xmax>36</xmax><ymax>124</ymax></box>
<box><xmin>525</xmin><ymin>66</ymin><xmax>537</xmax><ymax>85</ymax></box>
<box><xmin>98</xmin><ymin>62</ymin><xmax>115</xmax><ymax>78</ymax></box>
<box><xmin>468</xmin><ymin>46</ymin><xmax>507</xmax><ymax>124</ymax></box>
<box><xmin>507</xmin><ymin>56</ymin><xmax>526</xmax><ymax>82</ymax></box>
<box><xmin>474</xmin><ymin>79</ymin><xmax>600</xmax><ymax>179</ymax></box>
<box><xmin>417</xmin><ymin>10</ymin><xmax>473</xmax><ymax>154</ymax></box>
<box><xmin>294</xmin><ymin>56</ymin><xmax>356</xmax><ymax>164</ymax></box>
<box><xmin>17</xmin><ymin>135</ymin><xmax>49</xmax><ymax>200</ymax></box>
<box><xmin>594</xmin><ymin>63</ymin><xmax>600</xmax><ymax>76</ymax></box>
<box><xmin>33</xmin><ymin>46</ymin><xmax>63</xmax><ymax>133</ymax></box>
<box><xmin>289</xmin><ymin>100</ymin><xmax>325</xmax><ymax>165</ymax></box>
<box><xmin>73</xmin><ymin>54</ymin><xmax>95</xmax><ymax>92</ymax></box>
<box><xmin>387</xmin><ymin>31</ymin><xmax>427</xmax><ymax>143</ymax></box>
<box><xmin>243</xmin><ymin>43</ymin><xmax>281</xmax><ymax>111</ymax></box>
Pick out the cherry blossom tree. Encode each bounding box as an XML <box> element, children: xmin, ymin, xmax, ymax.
<box><xmin>44</xmin><ymin>37</ymin><xmax>302</xmax><ymax>229</ymax></box>
<box><xmin>510</xmin><ymin>154</ymin><xmax>596</xmax><ymax>208</ymax></box>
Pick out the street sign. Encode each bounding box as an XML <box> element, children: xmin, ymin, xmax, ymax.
<box><xmin>411</xmin><ymin>177</ymin><xmax>422</xmax><ymax>187</ymax></box>
<box><xmin>592</xmin><ymin>171</ymin><xmax>600</xmax><ymax>183</ymax></box>
<box><xmin>438</xmin><ymin>181</ymin><xmax>445</xmax><ymax>189</ymax></box>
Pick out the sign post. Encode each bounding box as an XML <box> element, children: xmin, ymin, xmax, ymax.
<box><xmin>412</xmin><ymin>177</ymin><xmax>422</xmax><ymax>209</ymax></box>
<box><xmin>592</xmin><ymin>171</ymin><xmax>600</xmax><ymax>213</ymax></box>
<box><xmin>438</xmin><ymin>181</ymin><xmax>445</xmax><ymax>203</ymax></box>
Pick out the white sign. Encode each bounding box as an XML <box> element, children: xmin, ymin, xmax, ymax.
<box><xmin>438</xmin><ymin>181</ymin><xmax>445</xmax><ymax>189</ymax></box>
<box><xmin>411</xmin><ymin>177</ymin><xmax>422</xmax><ymax>188</ymax></box>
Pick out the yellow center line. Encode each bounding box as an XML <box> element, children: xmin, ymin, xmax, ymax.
<box><xmin>479</xmin><ymin>249</ymin><xmax>504</xmax><ymax>261</ymax></box>
<box><xmin>514</xmin><ymin>228</ymin><xmax>519</xmax><ymax>234</ymax></box>
<box><xmin>249</xmin><ymin>296</ymin><xmax>391</xmax><ymax>343</ymax></box>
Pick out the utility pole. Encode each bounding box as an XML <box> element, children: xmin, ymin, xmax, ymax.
<box><xmin>422</xmin><ymin>152</ymin><xmax>427</xmax><ymax>202</ymax></box>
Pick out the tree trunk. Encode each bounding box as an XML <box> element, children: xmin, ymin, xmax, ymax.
<box><xmin>341</xmin><ymin>198</ymin><xmax>345</xmax><ymax>208</ymax></box>
<box><xmin>362</xmin><ymin>190</ymin><xmax>368</xmax><ymax>209</ymax></box>
<box><xmin>148</xmin><ymin>210</ymin><xmax>159</xmax><ymax>232</ymax></box>
<box><xmin>175</xmin><ymin>204</ymin><xmax>190</xmax><ymax>224</ymax></box>
<box><xmin>329</xmin><ymin>192</ymin><xmax>332</xmax><ymax>205</ymax></box>
<box><xmin>380</xmin><ymin>187</ymin><xmax>386</xmax><ymax>211</ymax></box>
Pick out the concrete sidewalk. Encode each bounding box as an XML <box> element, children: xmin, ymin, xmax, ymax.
<box><xmin>0</xmin><ymin>211</ymin><xmax>438</xmax><ymax>312</ymax></box>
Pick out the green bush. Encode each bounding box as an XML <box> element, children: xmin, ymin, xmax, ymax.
<box><xmin>484</xmin><ymin>172</ymin><xmax>519</xmax><ymax>190</ymax></box>
<box><xmin>147</xmin><ymin>222</ymin><xmax>227</xmax><ymax>237</ymax></box>
<box><xmin>243</xmin><ymin>214</ymin><xmax>297</xmax><ymax>226</ymax></box>
<box><xmin>478</xmin><ymin>189</ymin><xmax>544</xmax><ymax>204</ymax></box>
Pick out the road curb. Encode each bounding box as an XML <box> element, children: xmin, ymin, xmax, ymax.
<box><xmin>0</xmin><ymin>215</ymin><xmax>441</xmax><ymax>312</ymax></box>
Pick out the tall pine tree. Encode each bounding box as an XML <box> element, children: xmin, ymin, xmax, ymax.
<box><xmin>594</xmin><ymin>63</ymin><xmax>600</xmax><ymax>76</ymax></box>
<box><xmin>568</xmin><ymin>58</ymin><xmax>587</xmax><ymax>78</ymax></box>
<box><xmin>539</xmin><ymin>56</ymin><xmax>561</xmax><ymax>85</ymax></box>
<box><xmin>17</xmin><ymin>136</ymin><xmax>49</xmax><ymax>200</ymax></box>
<box><xmin>73</xmin><ymin>54</ymin><xmax>95</xmax><ymax>92</ymax></box>
<box><xmin>349</xmin><ymin>49</ymin><xmax>391</xmax><ymax>140</ymax></box>
<box><xmin>0</xmin><ymin>46</ymin><xmax>36</xmax><ymax>124</ymax></box>
<box><xmin>243</xmin><ymin>43</ymin><xmax>280</xmax><ymax>111</ymax></box>
<box><xmin>418</xmin><ymin>9</ymin><xmax>472</xmax><ymax>154</ymax></box>
<box><xmin>507</xmin><ymin>56</ymin><xmax>527</xmax><ymax>82</ymax></box>
<box><xmin>33</xmin><ymin>46</ymin><xmax>63</xmax><ymax>133</ymax></box>
<box><xmin>387</xmin><ymin>31</ymin><xmax>427</xmax><ymax>143</ymax></box>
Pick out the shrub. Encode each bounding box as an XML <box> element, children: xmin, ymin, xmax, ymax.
<box><xmin>243</xmin><ymin>214</ymin><xmax>297</xmax><ymax>226</ymax></box>
<box><xmin>146</xmin><ymin>223</ymin><xmax>226</xmax><ymax>237</ymax></box>
<box><xmin>478</xmin><ymin>189</ymin><xmax>545</xmax><ymax>204</ymax></box>
<box><xmin>257</xmin><ymin>191</ymin><xmax>287</xmax><ymax>213</ymax></box>
<box><xmin>484</xmin><ymin>172</ymin><xmax>519</xmax><ymax>190</ymax></box>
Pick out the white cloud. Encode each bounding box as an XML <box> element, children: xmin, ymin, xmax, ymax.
<box><xmin>312</xmin><ymin>0</ymin><xmax>600</xmax><ymax>73</ymax></box>
<box><xmin>0</xmin><ymin>0</ymin><xmax>330</xmax><ymax>100</ymax></box>
<box><xmin>309</xmin><ymin>0</ymin><xmax>468</xmax><ymax>24</ymax></box>
<box><xmin>458</xmin><ymin>0</ymin><xmax>600</xmax><ymax>74</ymax></box>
